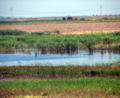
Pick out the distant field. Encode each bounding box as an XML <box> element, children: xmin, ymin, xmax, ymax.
<box><xmin>1</xmin><ymin>16</ymin><xmax>120</xmax><ymax>34</ymax></box>
<box><xmin>0</xmin><ymin>19</ymin><xmax>120</xmax><ymax>25</ymax></box>
<box><xmin>0</xmin><ymin>15</ymin><xmax>120</xmax><ymax>25</ymax></box>
<box><xmin>0</xmin><ymin>22</ymin><xmax>120</xmax><ymax>34</ymax></box>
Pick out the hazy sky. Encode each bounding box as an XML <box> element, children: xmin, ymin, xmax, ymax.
<box><xmin>0</xmin><ymin>0</ymin><xmax>120</xmax><ymax>17</ymax></box>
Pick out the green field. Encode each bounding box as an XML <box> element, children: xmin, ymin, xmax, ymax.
<box><xmin>0</xmin><ymin>78</ymin><xmax>120</xmax><ymax>97</ymax></box>
<box><xmin>0</xmin><ymin>30</ymin><xmax>120</xmax><ymax>51</ymax></box>
<box><xmin>0</xmin><ymin>18</ymin><xmax>120</xmax><ymax>25</ymax></box>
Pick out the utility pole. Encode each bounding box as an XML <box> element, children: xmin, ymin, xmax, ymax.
<box><xmin>100</xmin><ymin>4</ymin><xmax>102</xmax><ymax>16</ymax></box>
<box><xmin>10</xmin><ymin>7</ymin><xmax>13</xmax><ymax>18</ymax></box>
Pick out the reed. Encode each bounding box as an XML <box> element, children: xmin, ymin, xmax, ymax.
<box><xmin>0</xmin><ymin>30</ymin><xmax>120</xmax><ymax>50</ymax></box>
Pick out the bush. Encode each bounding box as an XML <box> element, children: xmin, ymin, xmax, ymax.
<box><xmin>54</xmin><ymin>30</ymin><xmax>60</xmax><ymax>34</ymax></box>
<box><xmin>0</xmin><ymin>30</ymin><xmax>27</xmax><ymax>35</ymax></box>
<box><xmin>114</xmin><ymin>31</ymin><xmax>120</xmax><ymax>36</ymax></box>
<box><xmin>31</xmin><ymin>32</ymin><xmax>44</xmax><ymax>35</ymax></box>
<box><xmin>80</xmin><ymin>18</ymin><xmax>85</xmax><ymax>21</ymax></box>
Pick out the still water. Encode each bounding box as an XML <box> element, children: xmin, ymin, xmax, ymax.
<box><xmin>0</xmin><ymin>49</ymin><xmax>120</xmax><ymax>66</ymax></box>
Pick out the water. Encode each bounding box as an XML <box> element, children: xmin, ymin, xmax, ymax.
<box><xmin>0</xmin><ymin>49</ymin><xmax>120</xmax><ymax>66</ymax></box>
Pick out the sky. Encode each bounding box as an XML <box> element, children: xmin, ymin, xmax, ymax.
<box><xmin>0</xmin><ymin>0</ymin><xmax>120</xmax><ymax>17</ymax></box>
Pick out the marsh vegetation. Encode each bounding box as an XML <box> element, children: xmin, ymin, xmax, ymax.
<box><xmin>0</xmin><ymin>29</ymin><xmax>120</xmax><ymax>97</ymax></box>
<box><xmin>0</xmin><ymin>30</ymin><xmax>120</xmax><ymax>52</ymax></box>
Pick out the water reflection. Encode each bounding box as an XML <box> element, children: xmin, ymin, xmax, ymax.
<box><xmin>15</xmin><ymin>48</ymin><xmax>80</xmax><ymax>55</ymax></box>
<box><xmin>0</xmin><ymin>49</ymin><xmax>120</xmax><ymax>66</ymax></box>
<box><xmin>14</xmin><ymin>48</ymin><xmax>120</xmax><ymax>56</ymax></box>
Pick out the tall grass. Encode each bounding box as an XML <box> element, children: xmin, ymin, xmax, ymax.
<box><xmin>0</xmin><ymin>30</ymin><xmax>120</xmax><ymax>50</ymax></box>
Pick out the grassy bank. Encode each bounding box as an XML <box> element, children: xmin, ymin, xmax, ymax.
<box><xmin>0</xmin><ymin>65</ymin><xmax>120</xmax><ymax>79</ymax></box>
<box><xmin>0</xmin><ymin>78</ymin><xmax>120</xmax><ymax>97</ymax></box>
<box><xmin>0</xmin><ymin>30</ymin><xmax>120</xmax><ymax>51</ymax></box>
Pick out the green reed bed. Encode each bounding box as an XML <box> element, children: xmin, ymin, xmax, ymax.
<box><xmin>0</xmin><ymin>65</ymin><xmax>120</xmax><ymax>78</ymax></box>
<box><xmin>0</xmin><ymin>30</ymin><xmax>120</xmax><ymax>51</ymax></box>
<box><xmin>0</xmin><ymin>78</ymin><xmax>120</xmax><ymax>97</ymax></box>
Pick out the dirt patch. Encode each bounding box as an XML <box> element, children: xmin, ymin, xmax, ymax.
<box><xmin>0</xmin><ymin>22</ymin><xmax>120</xmax><ymax>34</ymax></box>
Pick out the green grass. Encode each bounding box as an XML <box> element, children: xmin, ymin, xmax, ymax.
<box><xmin>0</xmin><ymin>78</ymin><xmax>119</xmax><ymax>90</ymax></box>
<box><xmin>0</xmin><ymin>78</ymin><xmax>120</xmax><ymax>97</ymax></box>
<box><xmin>0</xmin><ymin>30</ymin><xmax>120</xmax><ymax>51</ymax></box>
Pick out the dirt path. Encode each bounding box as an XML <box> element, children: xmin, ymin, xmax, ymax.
<box><xmin>0</xmin><ymin>22</ymin><xmax>120</xmax><ymax>34</ymax></box>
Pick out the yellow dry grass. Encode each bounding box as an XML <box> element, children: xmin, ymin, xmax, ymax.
<box><xmin>62</xmin><ymin>30</ymin><xmax>119</xmax><ymax>35</ymax></box>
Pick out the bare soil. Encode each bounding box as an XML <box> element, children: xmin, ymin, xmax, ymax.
<box><xmin>0</xmin><ymin>22</ymin><xmax>120</xmax><ymax>34</ymax></box>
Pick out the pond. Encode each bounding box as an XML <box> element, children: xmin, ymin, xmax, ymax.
<box><xmin>0</xmin><ymin>49</ymin><xmax>120</xmax><ymax>66</ymax></box>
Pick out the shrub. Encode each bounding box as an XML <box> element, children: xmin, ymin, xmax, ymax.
<box><xmin>80</xmin><ymin>18</ymin><xmax>85</xmax><ymax>21</ymax></box>
<box><xmin>31</xmin><ymin>32</ymin><xmax>44</xmax><ymax>35</ymax></box>
<box><xmin>114</xmin><ymin>31</ymin><xmax>120</xmax><ymax>36</ymax></box>
<box><xmin>0</xmin><ymin>30</ymin><xmax>27</xmax><ymax>35</ymax></box>
<box><xmin>54</xmin><ymin>30</ymin><xmax>60</xmax><ymax>34</ymax></box>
